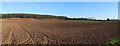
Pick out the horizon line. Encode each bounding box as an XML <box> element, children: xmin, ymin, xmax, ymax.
<box><xmin>0</xmin><ymin>12</ymin><xmax>118</xmax><ymax>20</ymax></box>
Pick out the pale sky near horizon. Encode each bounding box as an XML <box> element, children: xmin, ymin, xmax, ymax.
<box><xmin>1</xmin><ymin>2</ymin><xmax>118</xmax><ymax>19</ymax></box>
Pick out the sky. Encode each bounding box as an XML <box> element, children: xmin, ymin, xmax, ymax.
<box><xmin>1</xmin><ymin>0</ymin><xmax>119</xmax><ymax>2</ymax></box>
<box><xmin>1</xmin><ymin>2</ymin><xmax>118</xmax><ymax>19</ymax></box>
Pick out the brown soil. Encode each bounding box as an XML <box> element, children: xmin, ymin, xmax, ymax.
<box><xmin>2</xmin><ymin>18</ymin><xmax>119</xmax><ymax>44</ymax></box>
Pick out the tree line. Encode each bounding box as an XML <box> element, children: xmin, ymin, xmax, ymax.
<box><xmin>1</xmin><ymin>14</ymin><xmax>119</xmax><ymax>21</ymax></box>
<box><xmin>1</xmin><ymin>14</ymin><xmax>67</xmax><ymax>20</ymax></box>
<box><xmin>64</xmin><ymin>17</ymin><xmax>119</xmax><ymax>21</ymax></box>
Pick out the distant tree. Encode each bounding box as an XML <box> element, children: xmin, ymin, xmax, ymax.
<box><xmin>19</xmin><ymin>16</ymin><xmax>23</xmax><ymax>18</ymax></box>
<box><xmin>107</xmin><ymin>18</ymin><xmax>110</xmax><ymax>21</ymax></box>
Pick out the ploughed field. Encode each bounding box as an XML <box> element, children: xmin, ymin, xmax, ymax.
<box><xmin>2</xmin><ymin>18</ymin><xmax>119</xmax><ymax>44</ymax></box>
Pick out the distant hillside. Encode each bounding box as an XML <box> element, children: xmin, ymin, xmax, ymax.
<box><xmin>1</xmin><ymin>13</ymin><xmax>118</xmax><ymax>21</ymax></box>
<box><xmin>1</xmin><ymin>13</ymin><xmax>68</xmax><ymax>20</ymax></box>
